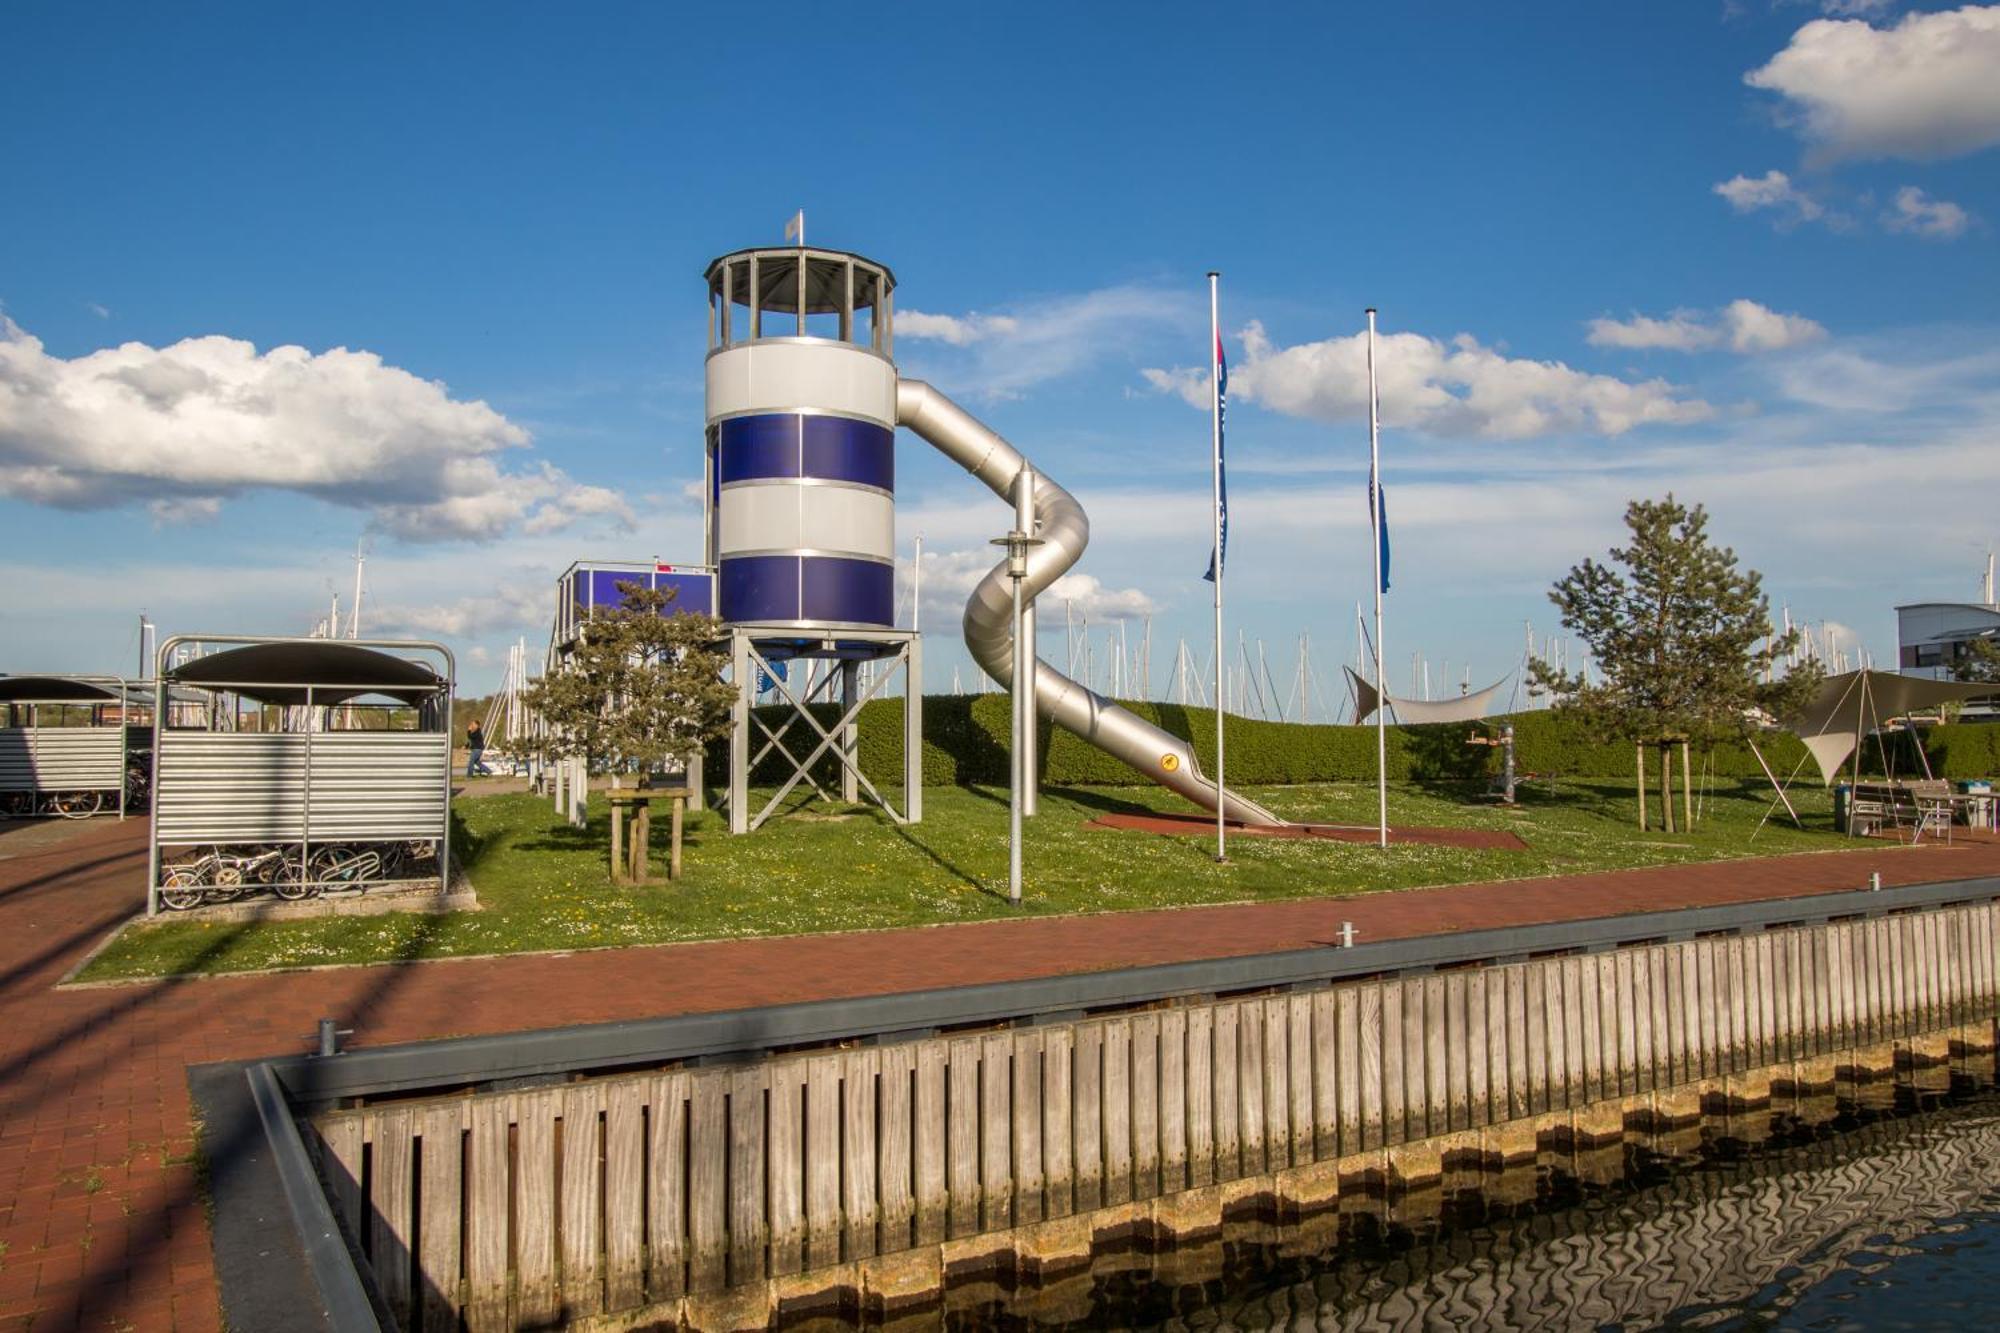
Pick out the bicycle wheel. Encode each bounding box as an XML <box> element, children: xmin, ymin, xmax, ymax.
<box><xmin>273</xmin><ymin>851</ymin><xmax>316</xmax><ymax>900</ymax></box>
<box><xmin>160</xmin><ymin>867</ymin><xmax>207</xmax><ymax>911</ymax></box>
<box><xmin>54</xmin><ymin>791</ymin><xmax>104</xmax><ymax>819</ymax></box>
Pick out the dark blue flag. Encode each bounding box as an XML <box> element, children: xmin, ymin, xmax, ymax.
<box><xmin>1203</xmin><ymin>332</ymin><xmax>1228</xmax><ymax>583</ymax></box>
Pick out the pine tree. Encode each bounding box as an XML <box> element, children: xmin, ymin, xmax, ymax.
<box><xmin>1529</xmin><ymin>496</ymin><xmax>1821</xmax><ymax>818</ymax></box>
<box><xmin>526</xmin><ymin>581</ymin><xmax>735</xmax><ymax>877</ymax></box>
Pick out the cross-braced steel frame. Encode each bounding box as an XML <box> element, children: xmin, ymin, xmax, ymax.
<box><xmin>718</xmin><ymin>626</ymin><xmax>922</xmax><ymax>834</ymax></box>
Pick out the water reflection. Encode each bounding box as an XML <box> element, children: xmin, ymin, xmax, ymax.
<box><xmin>1010</xmin><ymin>1089</ymin><xmax>2000</xmax><ymax>1331</ymax></box>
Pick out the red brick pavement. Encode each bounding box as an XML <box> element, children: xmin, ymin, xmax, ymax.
<box><xmin>2</xmin><ymin>816</ymin><xmax>1999</xmax><ymax>1332</ymax></box>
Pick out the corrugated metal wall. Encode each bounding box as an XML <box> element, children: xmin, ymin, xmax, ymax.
<box><xmin>155</xmin><ymin>731</ymin><xmax>448</xmax><ymax>843</ymax></box>
<box><xmin>0</xmin><ymin>727</ymin><xmax>126</xmax><ymax>792</ymax></box>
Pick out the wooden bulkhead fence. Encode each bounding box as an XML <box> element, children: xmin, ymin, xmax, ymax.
<box><xmin>311</xmin><ymin>899</ymin><xmax>1999</xmax><ymax>1331</ymax></box>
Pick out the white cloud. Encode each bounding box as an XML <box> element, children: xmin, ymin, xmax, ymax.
<box><xmin>906</xmin><ymin>547</ymin><xmax>1157</xmax><ymax>626</ymax></box>
<box><xmin>86</xmin><ymin>303</ymin><xmax>110</xmax><ymax>320</ymax></box>
<box><xmin>1882</xmin><ymin>184</ymin><xmax>1976</xmax><ymax>238</ymax></box>
<box><xmin>1746</xmin><ymin>5</ymin><xmax>2000</xmax><ymax>163</ymax></box>
<box><xmin>370</xmin><ymin>579</ymin><xmax>550</xmax><ymax>638</ymax></box>
<box><xmin>1145</xmin><ymin>320</ymin><xmax>1712</xmax><ymax>439</ymax></box>
<box><xmin>1584</xmin><ymin>310</ymin><xmax>1715</xmax><ymax>352</ymax></box>
<box><xmin>894</xmin><ymin>285</ymin><xmax>1190</xmax><ymax>400</ymax></box>
<box><xmin>1586</xmin><ymin>300</ymin><xmax>1826</xmax><ymax>354</ymax></box>
<box><xmin>896</xmin><ymin>309</ymin><xmax>1020</xmax><ymax>345</ymax></box>
<box><xmin>1719</xmin><ymin>299</ymin><xmax>1829</xmax><ymax>353</ymax></box>
<box><xmin>0</xmin><ymin>316</ymin><xmax>633</xmax><ymax>542</ymax></box>
<box><xmin>1712</xmin><ymin>169</ymin><xmax>1830</xmax><ymax>227</ymax></box>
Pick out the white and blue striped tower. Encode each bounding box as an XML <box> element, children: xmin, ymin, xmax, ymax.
<box><xmin>704</xmin><ymin>248</ymin><xmax>898</xmax><ymax>628</ymax></box>
<box><xmin>704</xmin><ymin>247</ymin><xmax>921</xmax><ymax>832</ymax></box>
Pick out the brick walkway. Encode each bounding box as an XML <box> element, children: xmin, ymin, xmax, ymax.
<box><xmin>2</xmin><ymin>817</ymin><xmax>1999</xmax><ymax>1332</ymax></box>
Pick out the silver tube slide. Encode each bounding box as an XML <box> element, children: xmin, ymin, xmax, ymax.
<box><xmin>897</xmin><ymin>380</ymin><xmax>1285</xmax><ymax>827</ymax></box>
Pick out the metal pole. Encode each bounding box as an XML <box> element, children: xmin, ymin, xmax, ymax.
<box><xmin>1367</xmin><ymin>307</ymin><xmax>1387</xmax><ymax>849</ymax></box>
<box><xmin>1209</xmin><ymin>271</ymin><xmax>1227</xmax><ymax>863</ymax></box>
<box><xmin>1008</xmin><ymin>466</ymin><xmax>1036</xmax><ymax>902</ymax></box>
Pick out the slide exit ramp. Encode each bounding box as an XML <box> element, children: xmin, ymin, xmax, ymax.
<box><xmin>897</xmin><ymin>380</ymin><xmax>1284</xmax><ymax>828</ymax></box>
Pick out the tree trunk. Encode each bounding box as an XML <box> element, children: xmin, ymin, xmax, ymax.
<box><xmin>670</xmin><ymin>796</ymin><xmax>684</xmax><ymax>881</ymax></box>
<box><xmin>631</xmin><ymin>800</ymin><xmax>651</xmax><ymax>884</ymax></box>
<box><xmin>1660</xmin><ymin>745</ymin><xmax>1675</xmax><ymax>834</ymax></box>
<box><xmin>1681</xmin><ymin>740</ymin><xmax>1694</xmax><ymax>832</ymax></box>
<box><xmin>607</xmin><ymin>773</ymin><xmax>625</xmax><ymax>884</ymax></box>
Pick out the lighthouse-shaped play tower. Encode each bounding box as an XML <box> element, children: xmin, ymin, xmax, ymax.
<box><xmin>704</xmin><ymin>243</ymin><xmax>1281</xmax><ymax>833</ymax></box>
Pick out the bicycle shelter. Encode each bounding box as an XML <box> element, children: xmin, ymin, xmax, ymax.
<box><xmin>146</xmin><ymin>636</ymin><xmax>455</xmax><ymax>916</ymax></box>
<box><xmin>0</xmin><ymin>674</ymin><xmax>148</xmax><ymax>820</ymax></box>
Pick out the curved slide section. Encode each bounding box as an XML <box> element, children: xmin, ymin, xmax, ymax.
<box><xmin>897</xmin><ymin>379</ymin><xmax>1285</xmax><ymax>827</ymax></box>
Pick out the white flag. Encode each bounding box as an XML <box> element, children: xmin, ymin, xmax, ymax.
<box><xmin>784</xmin><ymin>210</ymin><xmax>804</xmax><ymax>244</ymax></box>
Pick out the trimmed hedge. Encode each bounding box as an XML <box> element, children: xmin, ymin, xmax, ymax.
<box><xmin>705</xmin><ymin>694</ymin><xmax>2000</xmax><ymax>789</ymax></box>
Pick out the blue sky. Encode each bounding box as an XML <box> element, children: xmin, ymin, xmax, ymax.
<box><xmin>4</xmin><ymin>2</ymin><xmax>1998</xmax><ymax>702</ymax></box>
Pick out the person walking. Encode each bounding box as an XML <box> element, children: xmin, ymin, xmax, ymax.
<box><xmin>466</xmin><ymin>718</ymin><xmax>492</xmax><ymax>777</ymax></box>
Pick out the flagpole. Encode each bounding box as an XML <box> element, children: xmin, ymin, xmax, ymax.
<box><xmin>1209</xmin><ymin>271</ymin><xmax>1227</xmax><ymax>863</ymax></box>
<box><xmin>1367</xmin><ymin>307</ymin><xmax>1387</xmax><ymax>849</ymax></box>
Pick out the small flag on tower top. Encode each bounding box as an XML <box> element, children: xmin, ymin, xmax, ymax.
<box><xmin>784</xmin><ymin>210</ymin><xmax>805</xmax><ymax>245</ymax></box>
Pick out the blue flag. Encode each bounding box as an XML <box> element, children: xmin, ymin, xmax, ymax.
<box><xmin>1203</xmin><ymin>332</ymin><xmax>1228</xmax><ymax>583</ymax></box>
<box><xmin>1370</xmin><ymin>478</ymin><xmax>1391</xmax><ymax>594</ymax></box>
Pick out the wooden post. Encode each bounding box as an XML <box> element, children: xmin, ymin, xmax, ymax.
<box><xmin>1660</xmin><ymin>744</ymin><xmax>1675</xmax><ymax>834</ymax></box>
<box><xmin>670</xmin><ymin>793</ymin><xmax>684</xmax><ymax>881</ymax></box>
<box><xmin>1636</xmin><ymin>742</ymin><xmax>1647</xmax><ymax>831</ymax></box>
<box><xmin>631</xmin><ymin>799</ymin><xmax>651</xmax><ymax>884</ymax></box>
<box><xmin>1681</xmin><ymin>739</ymin><xmax>1694</xmax><ymax>831</ymax></box>
<box><xmin>609</xmin><ymin>785</ymin><xmax>626</xmax><ymax>885</ymax></box>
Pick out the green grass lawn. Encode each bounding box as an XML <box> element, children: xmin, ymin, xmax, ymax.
<box><xmin>77</xmin><ymin>777</ymin><xmax>1847</xmax><ymax>982</ymax></box>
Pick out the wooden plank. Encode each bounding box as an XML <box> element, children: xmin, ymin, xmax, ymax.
<box><xmin>842</xmin><ymin>1048</ymin><xmax>881</xmax><ymax>1260</ymax></box>
<box><xmin>1073</xmin><ymin>1023</ymin><xmax>1105</xmax><ymax>1208</ymax></box>
<box><xmin>1424</xmin><ymin>975</ymin><xmax>1449</xmax><ymax>1134</ymax></box>
<box><xmin>1238</xmin><ymin>1000</ymin><xmax>1267</xmax><ymax>1173</ymax></box>
<box><xmin>1544</xmin><ymin>960</ymin><xmax>1571</xmax><ymax>1109</ymax></box>
<box><xmin>418</xmin><ymin>1103</ymin><xmax>464</xmax><ymax>1332</ymax></box>
<box><xmin>317</xmin><ymin>1115</ymin><xmax>364</xmax><ymax>1252</ymax></box>
<box><xmin>1506</xmin><ymin>964</ymin><xmax>1531</xmax><ymax>1118</ymax></box>
<box><xmin>1896</xmin><ymin>914</ymin><xmax>1917</xmax><ymax>1039</ymax></box>
<box><xmin>1674</xmin><ymin>943</ymin><xmax>1699</xmax><ymax>1086</ymax></box>
<box><xmin>1446</xmin><ymin>973</ymin><xmax>1472</xmax><ymax>1133</ymax></box>
<box><xmin>1160</xmin><ymin>1009</ymin><xmax>1189</xmax><ymax>1191</ymax></box>
<box><xmin>463</xmin><ymin>1098</ymin><xmax>511</xmax><ymax>1333</ymax></box>
<box><xmin>981</xmin><ymin>1033</ymin><xmax>1014</xmax><ymax>1229</ymax></box>
<box><xmin>644</xmin><ymin>1073</ymin><xmax>687</xmax><ymax>1303</ymax></box>
<box><xmin>1566</xmin><ymin>958</ymin><xmax>1591</xmax><ymax>1108</ymax></box>
<box><xmin>1186</xmin><ymin>1005</ymin><xmax>1215</xmax><ymax>1187</ymax></box>
<box><xmin>1628</xmin><ymin>946</ymin><xmax>1650</xmax><ymax>1094</ymax></box>
<box><xmin>1814</xmin><ymin>927</ymin><xmax>1835</xmax><ymax>1058</ymax></box>
<box><xmin>1827</xmin><ymin>927</ymin><xmax>1849</xmax><ymax>1055</ymax></box>
<box><xmin>1131</xmin><ymin>1014</ymin><xmax>1161</xmax><ymax>1199</ymax></box>
<box><xmin>1612</xmin><ymin>950</ymin><xmax>1636</xmax><ymax>1098</ymax></box>
<box><xmin>1359</xmin><ymin>984</ymin><xmax>1385</xmax><ymax>1151</ymax></box>
<box><xmin>602</xmin><ymin>1082</ymin><xmax>646</xmax><ymax>1312</ymax></box>
<box><xmin>877</xmin><ymin>1044</ymin><xmax>916</xmax><ymax>1253</ymax></box>
<box><xmin>1756</xmin><ymin>932</ymin><xmax>1778</xmax><ymax>1068</ymax></box>
<box><xmin>1012</xmin><ymin>1030</ymin><xmax>1046</xmax><ymax>1223</ymax></box>
<box><xmin>1101</xmin><ymin>1018</ymin><xmax>1133</xmax><ymax>1207</ymax></box>
<box><xmin>913</xmin><ymin>1039</ymin><xmax>948</xmax><ymax>1245</ymax></box>
<box><xmin>946</xmin><ymin>1038</ymin><xmax>981</xmax><ymax>1238</ymax></box>
<box><xmin>1213</xmin><ymin>1003</ymin><xmax>1241</xmax><ymax>1176</ymax></box>
<box><xmin>805</xmin><ymin>1054</ymin><xmax>843</xmax><ymax>1266</ymax></box>
<box><xmin>1288</xmin><ymin>995</ymin><xmax>1314</xmax><ymax>1163</ymax></box>
<box><xmin>1782</xmin><ymin>930</ymin><xmax>1804</xmax><ymax>1062</ymax></box>
<box><xmin>1403</xmin><ymin>976</ymin><xmax>1429</xmax><ymax>1136</ymax></box>
<box><xmin>726</xmin><ymin>1069</ymin><xmax>768</xmax><ymax>1288</ymax></box>
<box><xmin>561</xmin><ymin>1084</ymin><xmax>606</xmax><ymax>1316</ymax></box>
<box><xmin>1261</xmin><ymin>997</ymin><xmax>1290</xmax><ymax>1170</ymax></box>
<box><xmin>516</xmin><ymin>1093</ymin><xmax>560</xmax><ymax>1317</ymax></box>
<box><xmin>1465</xmin><ymin>971</ymin><xmax>1490</xmax><ymax>1130</ymax></box>
<box><xmin>370</xmin><ymin>1107</ymin><xmax>415</xmax><ymax>1329</ymax></box>
<box><xmin>1310</xmin><ymin>990</ymin><xmax>1339</xmax><ymax>1158</ymax></box>
<box><xmin>1695</xmin><ymin>939</ymin><xmax>1720</xmax><ymax>1077</ymax></box>
<box><xmin>1042</xmin><ymin>1026</ymin><xmax>1075</xmax><ymax>1217</ymax></box>
<box><xmin>1648</xmin><ymin>948</ymin><xmax>1672</xmax><ymax>1091</ymax></box>
<box><xmin>460</xmin><ymin>1096</ymin><xmax>508</xmax><ymax>1320</ymax></box>
<box><xmin>765</xmin><ymin>1061</ymin><xmax>805</xmax><ymax>1277</ymax></box>
<box><xmin>1338</xmin><ymin>985</ymin><xmax>1364</xmax><ymax>1153</ymax></box>
<box><xmin>1484</xmin><ymin>970</ymin><xmax>1508</xmax><ymax>1127</ymax></box>
<box><xmin>1380</xmin><ymin>980</ymin><xmax>1406</xmax><ymax>1146</ymax></box>
<box><xmin>1525</xmin><ymin>958</ymin><xmax>1549</xmax><ymax>1114</ymax></box>
<box><xmin>686</xmin><ymin>1074</ymin><xmax>728</xmax><ymax>1294</ymax></box>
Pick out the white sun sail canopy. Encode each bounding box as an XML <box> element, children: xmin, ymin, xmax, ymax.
<box><xmin>1784</xmin><ymin>668</ymin><xmax>1996</xmax><ymax>785</ymax></box>
<box><xmin>1346</xmin><ymin>667</ymin><xmax>1508</xmax><ymax>726</ymax></box>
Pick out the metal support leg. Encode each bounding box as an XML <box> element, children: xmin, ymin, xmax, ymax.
<box><xmin>905</xmin><ymin>636</ymin><xmax>923</xmax><ymax>824</ymax></box>
<box><xmin>1022</xmin><ymin>603</ymin><xmax>1038</xmax><ymax>817</ymax></box>
<box><xmin>729</xmin><ymin>631</ymin><xmax>750</xmax><ymax>835</ymax></box>
<box><xmin>839</xmin><ymin>661</ymin><xmax>861</xmax><ymax>805</ymax></box>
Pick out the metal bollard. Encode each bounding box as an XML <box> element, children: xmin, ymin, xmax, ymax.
<box><xmin>1870</xmin><ymin>871</ymin><xmax>1882</xmax><ymax>892</ymax></box>
<box><xmin>1339</xmin><ymin>921</ymin><xmax>1357</xmax><ymax>948</ymax></box>
<box><xmin>313</xmin><ymin>1017</ymin><xmax>355</xmax><ymax>1057</ymax></box>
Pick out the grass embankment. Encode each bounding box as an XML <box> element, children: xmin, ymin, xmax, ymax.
<box><xmin>78</xmin><ymin>778</ymin><xmax>1841</xmax><ymax>982</ymax></box>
